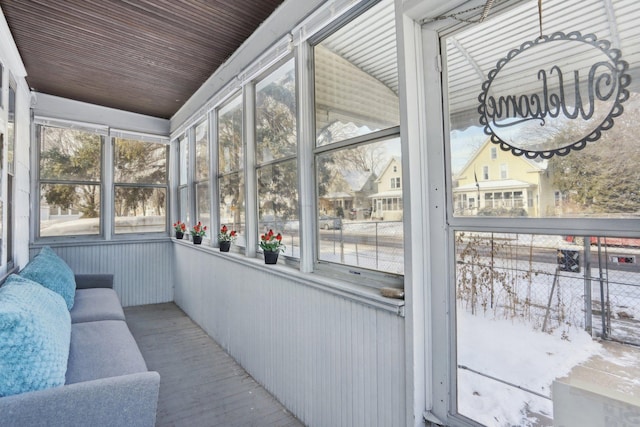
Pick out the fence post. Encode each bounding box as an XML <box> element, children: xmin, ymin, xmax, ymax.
<box><xmin>584</xmin><ymin>238</ymin><xmax>592</xmax><ymax>334</ymax></box>
<box><xmin>542</xmin><ymin>267</ymin><xmax>560</xmax><ymax>333</ymax></box>
<box><xmin>375</xmin><ymin>222</ymin><xmax>379</xmax><ymax>269</ymax></box>
<box><xmin>340</xmin><ymin>227</ymin><xmax>344</xmax><ymax>263</ymax></box>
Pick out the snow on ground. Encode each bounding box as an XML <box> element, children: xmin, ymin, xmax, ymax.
<box><xmin>457</xmin><ymin>309</ymin><xmax>604</xmax><ymax>426</ymax></box>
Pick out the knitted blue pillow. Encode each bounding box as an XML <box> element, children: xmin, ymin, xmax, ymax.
<box><xmin>0</xmin><ymin>274</ymin><xmax>71</xmax><ymax>397</ymax></box>
<box><xmin>20</xmin><ymin>246</ymin><xmax>76</xmax><ymax>310</ymax></box>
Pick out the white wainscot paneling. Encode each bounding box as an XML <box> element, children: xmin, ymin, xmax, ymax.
<box><xmin>174</xmin><ymin>244</ymin><xmax>406</xmax><ymax>427</ymax></box>
<box><xmin>30</xmin><ymin>241</ymin><xmax>174</xmax><ymax>307</ymax></box>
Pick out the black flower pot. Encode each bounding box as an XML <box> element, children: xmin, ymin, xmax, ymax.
<box><xmin>264</xmin><ymin>250</ymin><xmax>279</xmax><ymax>264</ymax></box>
<box><xmin>219</xmin><ymin>241</ymin><xmax>231</xmax><ymax>252</ymax></box>
<box><xmin>193</xmin><ymin>235</ymin><xmax>203</xmax><ymax>245</ymax></box>
<box><xmin>175</xmin><ymin>231</ymin><xmax>184</xmax><ymax>239</ymax></box>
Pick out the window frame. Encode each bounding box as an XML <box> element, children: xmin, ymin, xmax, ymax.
<box><xmin>431</xmin><ymin>7</ymin><xmax>640</xmax><ymax>425</ymax></box>
<box><xmin>308</xmin><ymin>0</ymin><xmax>404</xmax><ymax>287</ymax></box>
<box><xmin>34</xmin><ymin>118</ymin><xmax>171</xmax><ymax>242</ymax></box>
<box><xmin>312</xmin><ymin>128</ymin><xmax>404</xmax><ymax>288</ymax></box>
<box><xmin>253</xmin><ymin>56</ymin><xmax>299</xmax><ymax>262</ymax></box>
<box><xmin>216</xmin><ymin>91</ymin><xmax>246</xmax><ymax>251</ymax></box>
<box><xmin>111</xmin><ymin>132</ymin><xmax>170</xmax><ymax>236</ymax></box>
<box><xmin>192</xmin><ymin>118</ymin><xmax>211</xmax><ymax>241</ymax></box>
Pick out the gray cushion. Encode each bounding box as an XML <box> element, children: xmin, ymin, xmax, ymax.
<box><xmin>66</xmin><ymin>320</ymin><xmax>148</xmax><ymax>385</ymax></box>
<box><xmin>70</xmin><ymin>288</ymin><xmax>125</xmax><ymax>323</ymax></box>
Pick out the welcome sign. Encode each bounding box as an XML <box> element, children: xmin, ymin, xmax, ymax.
<box><xmin>478</xmin><ymin>31</ymin><xmax>630</xmax><ymax>159</ymax></box>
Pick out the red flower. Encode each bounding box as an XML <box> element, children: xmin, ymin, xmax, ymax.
<box><xmin>276</xmin><ymin>233</ymin><xmax>282</xmax><ymax>241</ymax></box>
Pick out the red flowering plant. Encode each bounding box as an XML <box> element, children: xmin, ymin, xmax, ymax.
<box><xmin>259</xmin><ymin>229</ymin><xmax>285</xmax><ymax>253</ymax></box>
<box><xmin>173</xmin><ymin>221</ymin><xmax>187</xmax><ymax>233</ymax></box>
<box><xmin>218</xmin><ymin>225</ymin><xmax>237</xmax><ymax>242</ymax></box>
<box><xmin>190</xmin><ymin>221</ymin><xmax>207</xmax><ymax>237</ymax></box>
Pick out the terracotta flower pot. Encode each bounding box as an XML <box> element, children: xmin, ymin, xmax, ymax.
<box><xmin>219</xmin><ymin>241</ymin><xmax>231</xmax><ymax>252</ymax></box>
<box><xmin>193</xmin><ymin>235</ymin><xmax>203</xmax><ymax>245</ymax></box>
<box><xmin>175</xmin><ymin>231</ymin><xmax>184</xmax><ymax>239</ymax></box>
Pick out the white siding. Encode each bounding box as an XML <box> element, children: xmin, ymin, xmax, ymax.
<box><xmin>29</xmin><ymin>241</ymin><xmax>174</xmax><ymax>307</ymax></box>
<box><xmin>174</xmin><ymin>244</ymin><xmax>407</xmax><ymax>427</ymax></box>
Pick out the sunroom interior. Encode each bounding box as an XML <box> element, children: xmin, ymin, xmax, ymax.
<box><xmin>0</xmin><ymin>0</ymin><xmax>639</xmax><ymax>426</ymax></box>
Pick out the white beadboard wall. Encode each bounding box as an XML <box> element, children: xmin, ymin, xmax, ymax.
<box><xmin>29</xmin><ymin>241</ymin><xmax>173</xmax><ymax>307</ymax></box>
<box><xmin>173</xmin><ymin>243</ymin><xmax>407</xmax><ymax>427</ymax></box>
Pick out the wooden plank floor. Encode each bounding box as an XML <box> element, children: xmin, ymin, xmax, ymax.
<box><xmin>124</xmin><ymin>303</ymin><xmax>304</xmax><ymax>427</ymax></box>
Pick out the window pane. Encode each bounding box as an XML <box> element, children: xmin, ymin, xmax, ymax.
<box><xmin>195</xmin><ymin>120</ymin><xmax>208</xmax><ymax>180</ymax></box>
<box><xmin>40</xmin><ymin>184</ymin><xmax>100</xmax><ymax>236</ymax></box>
<box><xmin>455</xmin><ymin>231</ymin><xmax>640</xmax><ymax>426</ymax></box>
<box><xmin>314</xmin><ymin>0</ymin><xmax>399</xmax><ymax>146</ymax></box>
<box><xmin>0</xmin><ymin>63</ymin><xmax>3</xmax><ymax>108</ymax></box>
<box><xmin>219</xmin><ymin>172</ymin><xmax>245</xmax><ymax>247</ymax></box>
<box><xmin>447</xmin><ymin>0</ymin><xmax>640</xmax><ymax>219</ymax></box>
<box><xmin>316</xmin><ymin>137</ymin><xmax>403</xmax><ymax>274</ymax></box>
<box><xmin>257</xmin><ymin>159</ymin><xmax>298</xmax><ymax>258</ymax></box>
<box><xmin>114</xmin><ymin>138</ymin><xmax>167</xmax><ymax>184</ymax></box>
<box><xmin>179</xmin><ymin>136</ymin><xmax>188</xmax><ymax>185</ymax></box>
<box><xmin>40</xmin><ymin>126</ymin><xmax>101</xmax><ymax>181</ymax></box>
<box><xmin>195</xmin><ymin>182</ymin><xmax>210</xmax><ymax>235</ymax></box>
<box><xmin>8</xmin><ymin>83</ymin><xmax>15</xmax><ymax>175</ymax></box>
<box><xmin>178</xmin><ymin>186</ymin><xmax>188</xmax><ymax>225</ymax></box>
<box><xmin>218</xmin><ymin>95</ymin><xmax>243</xmax><ymax>174</ymax></box>
<box><xmin>114</xmin><ymin>186</ymin><xmax>166</xmax><ymax>234</ymax></box>
<box><xmin>256</xmin><ymin>59</ymin><xmax>296</xmax><ymax>163</ymax></box>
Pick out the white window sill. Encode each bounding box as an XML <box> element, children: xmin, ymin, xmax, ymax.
<box><xmin>173</xmin><ymin>238</ymin><xmax>405</xmax><ymax>316</ymax></box>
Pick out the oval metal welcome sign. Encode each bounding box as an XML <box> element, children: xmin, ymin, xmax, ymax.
<box><xmin>478</xmin><ymin>31</ymin><xmax>631</xmax><ymax>159</ymax></box>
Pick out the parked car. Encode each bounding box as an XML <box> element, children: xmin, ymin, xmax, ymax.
<box><xmin>349</xmin><ymin>207</ymin><xmax>372</xmax><ymax>220</ymax></box>
<box><xmin>259</xmin><ymin>214</ymin><xmax>285</xmax><ymax>233</ymax></box>
<box><xmin>319</xmin><ymin>215</ymin><xmax>342</xmax><ymax>230</ymax></box>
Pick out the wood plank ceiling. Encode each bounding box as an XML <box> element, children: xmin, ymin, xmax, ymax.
<box><xmin>0</xmin><ymin>0</ymin><xmax>285</xmax><ymax>119</ymax></box>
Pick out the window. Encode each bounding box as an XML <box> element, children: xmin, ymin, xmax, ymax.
<box><xmin>194</xmin><ymin>120</ymin><xmax>210</xmax><ymax>234</ymax></box>
<box><xmin>37</xmin><ymin>121</ymin><xmax>168</xmax><ymax>240</ymax></box>
<box><xmin>218</xmin><ymin>94</ymin><xmax>245</xmax><ymax>247</ymax></box>
<box><xmin>500</xmin><ymin>163</ymin><xmax>507</xmax><ymax>179</ymax></box>
<box><xmin>0</xmin><ymin>62</ymin><xmax>4</xmax><ymax>109</ymax></box>
<box><xmin>7</xmin><ymin>80</ymin><xmax>15</xmax><ymax>262</ymax></box>
<box><xmin>177</xmin><ymin>135</ymin><xmax>189</xmax><ymax>223</ymax></box>
<box><xmin>38</xmin><ymin>124</ymin><xmax>103</xmax><ymax>237</ymax></box>
<box><xmin>443</xmin><ymin>1</ymin><xmax>640</xmax><ymax>425</ymax></box>
<box><xmin>482</xmin><ymin>165</ymin><xmax>489</xmax><ymax>180</ymax></box>
<box><xmin>314</xmin><ymin>0</ymin><xmax>403</xmax><ymax>278</ymax></box>
<box><xmin>113</xmin><ymin>136</ymin><xmax>168</xmax><ymax>234</ymax></box>
<box><xmin>255</xmin><ymin>59</ymin><xmax>298</xmax><ymax>258</ymax></box>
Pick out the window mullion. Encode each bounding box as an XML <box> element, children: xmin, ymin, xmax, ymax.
<box><xmin>244</xmin><ymin>84</ymin><xmax>258</xmax><ymax>256</ymax></box>
<box><xmin>209</xmin><ymin>110</ymin><xmax>220</xmax><ymax>245</ymax></box>
<box><xmin>187</xmin><ymin>127</ymin><xmax>196</xmax><ymax>228</ymax></box>
<box><xmin>297</xmin><ymin>41</ymin><xmax>315</xmax><ymax>273</ymax></box>
<box><xmin>103</xmin><ymin>135</ymin><xmax>113</xmax><ymax>239</ymax></box>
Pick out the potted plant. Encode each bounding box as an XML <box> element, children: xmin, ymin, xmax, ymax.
<box><xmin>190</xmin><ymin>221</ymin><xmax>207</xmax><ymax>244</ymax></box>
<box><xmin>173</xmin><ymin>221</ymin><xmax>186</xmax><ymax>239</ymax></box>
<box><xmin>259</xmin><ymin>229</ymin><xmax>285</xmax><ymax>264</ymax></box>
<box><xmin>217</xmin><ymin>225</ymin><xmax>237</xmax><ymax>252</ymax></box>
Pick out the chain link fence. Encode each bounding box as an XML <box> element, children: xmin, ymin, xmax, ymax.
<box><xmin>455</xmin><ymin>232</ymin><xmax>640</xmax><ymax>345</ymax></box>
<box><xmin>318</xmin><ymin>220</ymin><xmax>404</xmax><ymax>275</ymax></box>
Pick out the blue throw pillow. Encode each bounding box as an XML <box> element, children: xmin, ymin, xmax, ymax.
<box><xmin>20</xmin><ymin>246</ymin><xmax>76</xmax><ymax>310</ymax></box>
<box><xmin>0</xmin><ymin>274</ymin><xmax>71</xmax><ymax>397</ymax></box>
